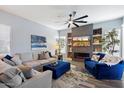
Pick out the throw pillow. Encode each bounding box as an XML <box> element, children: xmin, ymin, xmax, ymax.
<box><xmin>44</xmin><ymin>52</ymin><xmax>50</xmax><ymax>59</ymax></box>
<box><xmin>99</xmin><ymin>55</ymin><xmax>113</xmax><ymax>63</ymax></box>
<box><xmin>11</xmin><ymin>55</ymin><xmax>22</xmax><ymax>66</ymax></box>
<box><xmin>48</xmin><ymin>52</ymin><xmax>52</xmax><ymax>57</ymax></box>
<box><xmin>0</xmin><ymin>60</ymin><xmax>12</xmax><ymax>74</ymax></box>
<box><xmin>32</xmin><ymin>52</ymin><xmax>39</xmax><ymax>60</ymax></box>
<box><xmin>0</xmin><ymin>82</ymin><xmax>9</xmax><ymax>88</ymax></box>
<box><xmin>0</xmin><ymin>68</ymin><xmax>25</xmax><ymax>88</ymax></box>
<box><xmin>96</xmin><ymin>53</ymin><xmax>106</xmax><ymax>61</ymax></box>
<box><xmin>18</xmin><ymin>65</ymin><xmax>33</xmax><ymax>79</ymax></box>
<box><xmin>110</xmin><ymin>56</ymin><xmax>122</xmax><ymax>63</ymax></box>
<box><xmin>99</xmin><ymin>55</ymin><xmax>123</xmax><ymax>66</ymax></box>
<box><xmin>4</xmin><ymin>55</ymin><xmax>13</xmax><ymax>60</ymax></box>
<box><xmin>2</xmin><ymin>58</ymin><xmax>16</xmax><ymax>66</ymax></box>
<box><xmin>91</xmin><ymin>54</ymin><xmax>100</xmax><ymax>61</ymax></box>
<box><xmin>38</xmin><ymin>52</ymin><xmax>46</xmax><ymax>60</ymax></box>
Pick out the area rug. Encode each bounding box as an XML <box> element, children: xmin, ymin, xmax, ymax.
<box><xmin>52</xmin><ymin>65</ymin><xmax>95</xmax><ymax>88</ymax></box>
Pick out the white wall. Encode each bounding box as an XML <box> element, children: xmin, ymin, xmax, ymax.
<box><xmin>58</xmin><ymin>29</ymin><xmax>71</xmax><ymax>57</ymax></box>
<box><xmin>0</xmin><ymin>24</ymin><xmax>11</xmax><ymax>53</ymax></box>
<box><xmin>122</xmin><ymin>17</ymin><xmax>124</xmax><ymax>58</ymax></box>
<box><xmin>93</xmin><ymin>18</ymin><xmax>123</xmax><ymax>34</ymax></box>
<box><xmin>0</xmin><ymin>11</ymin><xmax>58</xmax><ymax>55</ymax></box>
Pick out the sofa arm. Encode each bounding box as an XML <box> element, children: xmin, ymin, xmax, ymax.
<box><xmin>95</xmin><ymin>63</ymin><xmax>124</xmax><ymax>80</ymax></box>
<box><xmin>52</xmin><ymin>55</ymin><xmax>57</xmax><ymax>58</ymax></box>
<box><xmin>84</xmin><ymin>58</ymin><xmax>91</xmax><ymax>62</ymax></box>
<box><xmin>20</xmin><ymin>70</ymin><xmax>52</xmax><ymax>88</ymax></box>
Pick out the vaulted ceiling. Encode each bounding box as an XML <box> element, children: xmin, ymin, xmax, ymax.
<box><xmin>0</xmin><ymin>5</ymin><xmax>124</xmax><ymax>30</ymax></box>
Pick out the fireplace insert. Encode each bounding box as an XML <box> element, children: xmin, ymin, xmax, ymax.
<box><xmin>74</xmin><ymin>52</ymin><xmax>90</xmax><ymax>59</ymax></box>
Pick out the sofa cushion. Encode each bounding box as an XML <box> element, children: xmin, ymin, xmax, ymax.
<box><xmin>18</xmin><ymin>65</ymin><xmax>33</xmax><ymax>79</ymax></box>
<box><xmin>91</xmin><ymin>54</ymin><xmax>100</xmax><ymax>61</ymax></box>
<box><xmin>99</xmin><ymin>54</ymin><xmax>112</xmax><ymax>62</ymax></box>
<box><xmin>2</xmin><ymin>58</ymin><xmax>16</xmax><ymax>66</ymax></box>
<box><xmin>0</xmin><ymin>68</ymin><xmax>25</xmax><ymax>88</ymax></box>
<box><xmin>44</xmin><ymin>52</ymin><xmax>50</xmax><ymax>59</ymax></box>
<box><xmin>37</xmin><ymin>60</ymin><xmax>51</xmax><ymax>65</ymax></box>
<box><xmin>23</xmin><ymin>61</ymin><xmax>41</xmax><ymax>68</ymax></box>
<box><xmin>0</xmin><ymin>82</ymin><xmax>9</xmax><ymax>88</ymax></box>
<box><xmin>85</xmin><ymin>60</ymin><xmax>97</xmax><ymax>69</ymax></box>
<box><xmin>19</xmin><ymin>52</ymin><xmax>33</xmax><ymax>62</ymax></box>
<box><xmin>32</xmin><ymin>52</ymin><xmax>39</xmax><ymax>60</ymax></box>
<box><xmin>99</xmin><ymin>55</ymin><xmax>123</xmax><ymax>66</ymax></box>
<box><xmin>0</xmin><ymin>60</ymin><xmax>12</xmax><ymax>74</ymax></box>
<box><xmin>47</xmin><ymin>58</ymin><xmax>56</xmax><ymax>63</ymax></box>
<box><xmin>11</xmin><ymin>55</ymin><xmax>22</xmax><ymax>65</ymax></box>
<box><xmin>38</xmin><ymin>52</ymin><xmax>46</xmax><ymax>60</ymax></box>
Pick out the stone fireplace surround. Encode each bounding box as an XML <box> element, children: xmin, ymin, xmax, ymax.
<box><xmin>71</xmin><ymin>24</ymin><xmax>93</xmax><ymax>62</ymax></box>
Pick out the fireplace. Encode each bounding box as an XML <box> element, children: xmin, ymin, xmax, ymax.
<box><xmin>74</xmin><ymin>52</ymin><xmax>90</xmax><ymax>59</ymax></box>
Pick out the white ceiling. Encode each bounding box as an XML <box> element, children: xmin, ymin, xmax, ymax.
<box><xmin>0</xmin><ymin>5</ymin><xmax>124</xmax><ymax>30</ymax></box>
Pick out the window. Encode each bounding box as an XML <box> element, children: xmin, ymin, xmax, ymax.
<box><xmin>0</xmin><ymin>24</ymin><xmax>11</xmax><ymax>54</ymax></box>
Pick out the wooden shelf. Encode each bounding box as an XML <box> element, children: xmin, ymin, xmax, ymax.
<box><xmin>93</xmin><ymin>51</ymin><xmax>101</xmax><ymax>54</ymax></box>
<box><xmin>73</xmin><ymin>46</ymin><xmax>90</xmax><ymax>47</ymax></box>
<box><xmin>73</xmin><ymin>40</ymin><xmax>89</xmax><ymax>42</ymax></box>
<box><xmin>92</xmin><ymin>43</ymin><xmax>102</xmax><ymax>45</ymax></box>
<box><xmin>93</xmin><ymin>34</ymin><xmax>102</xmax><ymax>37</ymax></box>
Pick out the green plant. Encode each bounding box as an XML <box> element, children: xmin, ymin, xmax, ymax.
<box><xmin>102</xmin><ymin>28</ymin><xmax>120</xmax><ymax>55</ymax></box>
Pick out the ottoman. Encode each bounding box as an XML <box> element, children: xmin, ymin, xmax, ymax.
<box><xmin>43</xmin><ymin>61</ymin><xmax>70</xmax><ymax>79</ymax></box>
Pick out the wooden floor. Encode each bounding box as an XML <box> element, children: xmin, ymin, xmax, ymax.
<box><xmin>68</xmin><ymin>60</ymin><xmax>124</xmax><ymax>88</ymax></box>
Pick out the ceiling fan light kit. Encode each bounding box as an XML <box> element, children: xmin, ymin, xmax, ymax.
<box><xmin>66</xmin><ymin>11</ymin><xmax>88</xmax><ymax>28</ymax></box>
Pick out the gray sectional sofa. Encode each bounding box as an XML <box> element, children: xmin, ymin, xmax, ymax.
<box><xmin>16</xmin><ymin>52</ymin><xmax>57</xmax><ymax>68</ymax></box>
<box><xmin>0</xmin><ymin>51</ymin><xmax>57</xmax><ymax>88</ymax></box>
<box><xmin>0</xmin><ymin>70</ymin><xmax>52</xmax><ymax>88</ymax></box>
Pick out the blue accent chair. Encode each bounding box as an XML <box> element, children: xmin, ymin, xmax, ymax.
<box><xmin>84</xmin><ymin>53</ymin><xmax>124</xmax><ymax>80</ymax></box>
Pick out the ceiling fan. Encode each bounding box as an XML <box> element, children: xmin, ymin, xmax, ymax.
<box><xmin>65</xmin><ymin>11</ymin><xmax>88</xmax><ymax>28</ymax></box>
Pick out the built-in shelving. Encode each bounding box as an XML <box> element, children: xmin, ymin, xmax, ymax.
<box><xmin>67</xmin><ymin>33</ymin><xmax>72</xmax><ymax>58</ymax></box>
<box><xmin>93</xmin><ymin>28</ymin><xmax>102</xmax><ymax>53</ymax></box>
<box><xmin>72</xmin><ymin>36</ymin><xmax>91</xmax><ymax>47</ymax></box>
<box><xmin>93</xmin><ymin>34</ymin><xmax>102</xmax><ymax>37</ymax></box>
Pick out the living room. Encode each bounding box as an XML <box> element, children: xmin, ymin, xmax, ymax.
<box><xmin>0</xmin><ymin>4</ymin><xmax>124</xmax><ymax>89</ymax></box>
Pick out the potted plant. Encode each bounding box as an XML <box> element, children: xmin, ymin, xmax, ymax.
<box><xmin>102</xmin><ymin>28</ymin><xmax>120</xmax><ymax>55</ymax></box>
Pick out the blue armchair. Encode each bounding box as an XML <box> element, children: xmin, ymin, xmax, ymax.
<box><xmin>84</xmin><ymin>53</ymin><xmax>124</xmax><ymax>80</ymax></box>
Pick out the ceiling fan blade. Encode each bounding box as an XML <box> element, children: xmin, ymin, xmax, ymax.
<box><xmin>68</xmin><ymin>23</ymin><xmax>71</xmax><ymax>28</ymax></box>
<box><xmin>73</xmin><ymin>23</ymin><xmax>79</xmax><ymax>27</ymax></box>
<box><xmin>64</xmin><ymin>21</ymin><xmax>68</xmax><ymax>24</ymax></box>
<box><xmin>74</xmin><ymin>20</ymin><xmax>87</xmax><ymax>23</ymax></box>
<box><xmin>74</xmin><ymin>15</ymin><xmax>88</xmax><ymax>21</ymax></box>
